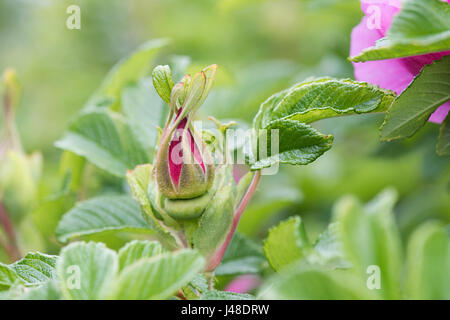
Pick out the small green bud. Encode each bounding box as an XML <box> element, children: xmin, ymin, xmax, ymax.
<box><xmin>152</xmin><ymin>65</ymin><xmax>175</xmax><ymax>104</ymax></box>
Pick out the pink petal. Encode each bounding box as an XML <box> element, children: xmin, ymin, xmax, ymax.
<box><xmin>351</xmin><ymin>17</ymin><xmax>415</xmax><ymax>95</ymax></box>
<box><xmin>353</xmin><ymin>1</ymin><xmax>450</xmax><ymax>124</ymax></box>
<box><xmin>168</xmin><ymin>109</ymin><xmax>205</xmax><ymax>186</ymax></box>
<box><xmin>225</xmin><ymin>275</ymin><xmax>261</xmax><ymax>294</ymax></box>
<box><xmin>168</xmin><ymin>117</ymin><xmax>186</xmax><ymax>186</ymax></box>
<box><xmin>361</xmin><ymin>0</ymin><xmax>401</xmax><ymax>36</ymax></box>
<box><xmin>429</xmin><ymin>102</ymin><xmax>450</xmax><ymax>124</ymax></box>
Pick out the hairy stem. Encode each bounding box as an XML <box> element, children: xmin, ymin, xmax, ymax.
<box><xmin>0</xmin><ymin>202</ymin><xmax>20</xmax><ymax>261</ymax></box>
<box><xmin>205</xmin><ymin>170</ymin><xmax>262</xmax><ymax>271</ymax></box>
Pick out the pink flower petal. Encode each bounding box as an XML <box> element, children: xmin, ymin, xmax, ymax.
<box><xmin>361</xmin><ymin>0</ymin><xmax>401</xmax><ymax>36</ymax></box>
<box><xmin>225</xmin><ymin>275</ymin><xmax>261</xmax><ymax>294</ymax></box>
<box><xmin>351</xmin><ymin>17</ymin><xmax>415</xmax><ymax>95</ymax></box>
<box><xmin>429</xmin><ymin>102</ymin><xmax>450</xmax><ymax>123</ymax></box>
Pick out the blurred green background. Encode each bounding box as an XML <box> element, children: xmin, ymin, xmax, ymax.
<box><xmin>0</xmin><ymin>0</ymin><xmax>448</xmax><ymax>257</ymax></box>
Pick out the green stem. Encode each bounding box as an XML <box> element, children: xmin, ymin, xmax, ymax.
<box><xmin>205</xmin><ymin>170</ymin><xmax>262</xmax><ymax>271</ymax></box>
<box><xmin>0</xmin><ymin>202</ymin><xmax>20</xmax><ymax>262</ymax></box>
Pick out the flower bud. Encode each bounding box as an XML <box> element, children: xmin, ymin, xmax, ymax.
<box><xmin>153</xmin><ymin>65</ymin><xmax>217</xmax><ymax>201</ymax></box>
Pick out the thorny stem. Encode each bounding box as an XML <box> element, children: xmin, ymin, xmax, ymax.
<box><xmin>0</xmin><ymin>202</ymin><xmax>20</xmax><ymax>262</ymax></box>
<box><xmin>205</xmin><ymin>170</ymin><xmax>262</xmax><ymax>271</ymax></box>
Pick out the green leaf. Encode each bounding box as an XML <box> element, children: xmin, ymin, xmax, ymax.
<box><xmin>405</xmin><ymin>222</ymin><xmax>450</xmax><ymax>300</ymax></box>
<box><xmin>0</xmin><ymin>264</ymin><xmax>18</xmax><ymax>289</ymax></box>
<box><xmin>11</xmin><ymin>252</ymin><xmax>58</xmax><ymax>286</ymax></box>
<box><xmin>310</xmin><ymin>223</ymin><xmax>351</xmax><ymax>269</ymax></box>
<box><xmin>55</xmin><ymin>110</ymin><xmax>150</xmax><ymax>177</ymax></box>
<box><xmin>121</xmin><ymin>81</ymin><xmax>165</xmax><ymax>154</ymax></box>
<box><xmin>333</xmin><ymin>189</ymin><xmax>402</xmax><ymax>299</ymax></box>
<box><xmin>182</xmin><ymin>274</ymin><xmax>208</xmax><ymax>299</ymax></box>
<box><xmin>249</xmin><ymin>78</ymin><xmax>394</xmax><ymax>169</ymax></box>
<box><xmin>201</xmin><ymin>290</ymin><xmax>255</xmax><ymax>300</ymax></box>
<box><xmin>437</xmin><ymin>114</ymin><xmax>450</xmax><ymax>155</ymax></box>
<box><xmin>98</xmin><ymin>39</ymin><xmax>169</xmax><ymax>109</ymax></box>
<box><xmin>113</xmin><ymin>250</ymin><xmax>204</xmax><ymax>300</ymax></box>
<box><xmin>381</xmin><ymin>56</ymin><xmax>450</xmax><ymax>140</ymax></box>
<box><xmin>126</xmin><ymin>164</ymin><xmax>179</xmax><ymax>249</ymax></box>
<box><xmin>57</xmin><ymin>242</ymin><xmax>118</xmax><ymax>300</ymax></box>
<box><xmin>248</xmin><ymin>119</ymin><xmax>334</xmax><ymax>170</ymax></box>
<box><xmin>215</xmin><ymin>233</ymin><xmax>265</xmax><ymax>276</ymax></box>
<box><xmin>263</xmin><ymin>216</ymin><xmax>309</xmax><ymax>271</ymax></box>
<box><xmin>20</xmin><ymin>281</ymin><xmax>62</xmax><ymax>300</ymax></box>
<box><xmin>118</xmin><ymin>240</ymin><xmax>164</xmax><ymax>271</ymax></box>
<box><xmin>55</xmin><ymin>195</ymin><xmax>152</xmax><ymax>243</ymax></box>
<box><xmin>152</xmin><ymin>65</ymin><xmax>175</xmax><ymax>104</ymax></box>
<box><xmin>350</xmin><ymin>0</ymin><xmax>450</xmax><ymax>62</ymax></box>
<box><xmin>32</xmin><ymin>192</ymin><xmax>76</xmax><ymax>238</ymax></box>
<box><xmin>255</xmin><ymin>78</ymin><xmax>395</xmax><ymax>128</ymax></box>
<box><xmin>259</xmin><ymin>268</ymin><xmax>374</xmax><ymax>300</ymax></box>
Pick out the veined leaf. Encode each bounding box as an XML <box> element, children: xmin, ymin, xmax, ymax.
<box><xmin>437</xmin><ymin>114</ymin><xmax>450</xmax><ymax>155</ymax></box>
<box><xmin>264</xmin><ymin>216</ymin><xmax>309</xmax><ymax>271</ymax></box>
<box><xmin>255</xmin><ymin>78</ymin><xmax>395</xmax><ymax>129</ymax></box>
<box><xmin>118</xmin><ymin>240</ymin><xmax>164</xmax><ymax>271</ymax></box>
<box><xmin>381</xmin><ymin>56</ymin><xmax>450</xmax><ymax>140</ymax></box>
<box><xmin>98</xmin><ymin>39</ymin><xmax>169</xmax><ymax>109</ymax></box>
<box><xmin>152</xmin><ymin>65</ymin><xmax>175</xmax><ymax>104</ymax></box>
<box><xmin>55</xmin><ymin>195</ymin><xmax>152</xmax><ymax>243</ymax></box>
<box><xmin>405</xmin><ymin>222</ymin><xmax>450</xmax><ymax>300</ymax></box>
<box><xmin>57</xmin><ymin>242</ymin><xmax>118</xmax><ymax>300</ymax></box>
<box><xmin>55</xmin><ymin>110</ymin><xmax>150</xmax><ymax>177</ymax></box>
<box><xmin>0</xmin><ymin>264</ymin><xmax>18</xmax><ymax>289</ymax></box>
<box><xmin>201</xmin><ymin>290</ymin><xmax>255</xmax><ymax>300</ymax></box>
<box><xmin>350</xmin><ymin>0</ymin><xmax>450</xmax><ymax>62</ymax></box>
<box><xmin>248</xmin><ymin>119</ymin><xmax>334</xmax><ymax>170</ymax></box>
<box><xmin>113</xmin><ymin>250</ymin><xmax>204</xmax><ymax>300</ymax></box>
<box><xmin>11</xmin><ymin>252</ymin><xmax>58</xmax><ymax>286</ymax></box>
<box><xmin>249</xmin><ymin>78</ymin><xmax>394</xmax><ymax>169</ymax></box>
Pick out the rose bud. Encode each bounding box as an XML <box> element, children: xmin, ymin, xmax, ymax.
<box><xmin>151</xmin><ymin>65</ymin><xmax>217</xmax><ymax>219</ymax></box>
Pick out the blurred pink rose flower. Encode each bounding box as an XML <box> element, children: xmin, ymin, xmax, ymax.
<box><xmin>225</xmin><ymin>275</ymin><xmax>261</xmax><ymax>294</ymax></box>
<box><xmin>350</xmin><ymin>0</ymin><xmax>450</xmax><ymax>123</ymax></box>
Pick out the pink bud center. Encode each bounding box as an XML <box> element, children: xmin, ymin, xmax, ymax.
<box><xmin>168</xmin><ymin>109</ymin><xmax>206</xmax><ymax>187</ymax></box>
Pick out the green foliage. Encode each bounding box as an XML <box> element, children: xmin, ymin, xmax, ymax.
<box><xmin>201</xmin><ymin>290</ymin><xmax>255</xmax><ymax>300</ymax></box>
<box><xmin>405</xmin><ymin>222</ymin><xmax>450</xmax><ymax>299</ymax></box>
<box><xmin>350</xmin><ymin>0</ymin><xmax>450</xmax><ymax>62</ymax></box>
<box><xmin>215</xmin><ymin>233</ymin><xmax>265</xmax><ymax>276</ymax></box>
<box><xmin>152</xmin><ymin>65</ymin><xmax>175</xmax><ymax>104</ymax></box>
<box><xmin>126</xmin><ymin>164</ymin><xmax>179</xmax><ymax>249</ymax></box>
<box><xmin>254</xmin><ymin>78</ymin><xmax>395</xmax><ymax>129</ymax></box>
<box><xmin>1</xmin><ymin>0</ymin><xmax>449</xmax><ymax>301</ymax></box>
<box><xmin>264</xmin><ymin>216</ymin><xmax>309</xmax><ymax>271</ymax></box>
<box><xmin>259</xmin><ymin>189</ymin><xmax>450</xmax><ymax>300</ymax></box>
<box><xmin>118</xmin><ymin>240</ymin><xmax>164</xmax><ymax>271</ymax></box>
<box><xmin>98</xmin><ymin>39</ymin><xmax>169</xmax><ymax>110</ymax></box>
<box><xmin>334</xmin><ymin>189</ymin><xmax>402</xmax><ymax>299</ymax></box>
<box><xmin>57</xmin><ymin>242</ymin><xmax>118</xmax><ymax>300</ymax></box>
<box><xmin>55</xmin><ymin>195</ymin><xmax>152</xmax><ymax>243</ymax></box>
<box><xmin>247</xmin><ymin>78</ymin><xmax>395</xmax><ymax>169</ymax></box>
<box><xmin>0</xmin><ymin>241</ymin><xmax>204</xmax><ymax>300</ymax></box>
<box><xmin>259</xmin><ymin>268</ymin><xmax>372</xmax><ymax>300</ymax></box>
<box><xmin>0</xmin><ymin>252</ymin><xmax>57</xmax><ymax>289</ymax></box>
<box><xmin>381</xmin><ymin>56</ymin><xmax>450</xmax><ymax>141</ymax></box>
<box><xmin>55</xmin><ymin>110</ymin><xmax>150</xmax><ymax>177</ymax></box>
<box><xmin>113</xmin><ymin>250</ymin><xmax>204</xmax><ymax>299</ymax></box>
